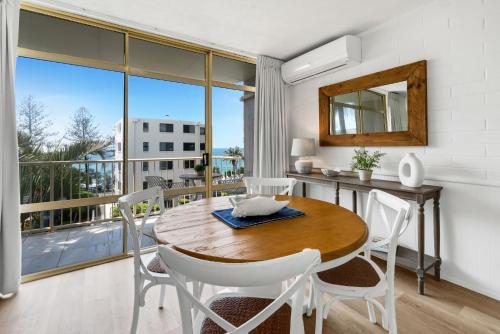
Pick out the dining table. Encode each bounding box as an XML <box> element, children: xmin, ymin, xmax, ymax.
<box><xmin>153</xmin><ymin>195</ymin><xmax>369</xmax><ymax>274</ymax></box>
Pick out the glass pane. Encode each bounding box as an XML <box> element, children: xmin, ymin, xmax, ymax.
<box><xmin>332</xmin><ymin>105</ymin><xmax>358</xmax><ymax>135</ymax></box>
<box><xmin>129</xmin><ymin>38</ymin><xmax>205</xmax><ymax>81</ymax></box>
<box><xmin>333</xmin><ymin>92</ymin><xmax>358</xmax><ymax>106</ymax></box>
<box><xmin>362</xmin><ymin>109</ymin><xmax>386</xmax><ymax>133</ymax></box>
<box><xmin>128</xmin><ymin>76</ymin><xmax>206</xmax><ymax>237</ymax></box>
<box><xmin>212</xmin><ymin>87</ymin><xmax>254</xmax><ymax>196</ymax></box>
<box><xmin>18</xmin><ymin>10</ymin><xmax>125</xmax><ymax>64</ymax></box>
<box><xmin>16</xmin><ymin>57</ymin><xmax>125</xmax><ymax>274</ymax></box>
<box><xmin>212</xmin><ymin>56</ymin><xmax>256</xmax><ymax>86</ymax></box>
<box><xmin>360</xmin><ymin>90</ymin><xmax>386</xmax><ymax>111</ymax></box>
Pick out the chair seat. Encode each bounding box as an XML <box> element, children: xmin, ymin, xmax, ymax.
<box><xmin>317</xmin><ymin>257</ymin><xmax>380</xmax><ymax>288</ymax></box>
<box><xmin>201</xmin><ymin>297</ymin><xmax>291</xmax><ymax>334</ymax></box>
<box><xmin>146</xmin><ymin>254</ymin><xmax>166</xmax><ymax>273</ymax></box>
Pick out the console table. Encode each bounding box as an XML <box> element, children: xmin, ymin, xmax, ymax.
<box><xmin>286</xmin><ymin>171</ymin><xmax>443</xmax><ymax>295</ymax></box>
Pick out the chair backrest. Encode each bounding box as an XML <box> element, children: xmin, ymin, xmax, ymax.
<box><xmin>243</xmin><ymin>177</ymin><xmax>297</xmax><ymax>196</ymax></box>
<box><xmin>364</xmin><ymin>189</ymin><xmax>411</xmax><ymax>283</ymax></box>
<box><xmin>158</xmin><ymin>246</ymin><xmax>320</xmax><ymax>334</ymax></box>
<box><xmin>118</xmin><ymin>187</ymin><xmax>165</xmax><ymax>274</ymax></box>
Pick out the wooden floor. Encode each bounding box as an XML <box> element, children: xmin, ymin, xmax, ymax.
<box><xmin>1</xmin><ymin>257</ymin><xmax>500</xmax><ymax>334</ymax></box>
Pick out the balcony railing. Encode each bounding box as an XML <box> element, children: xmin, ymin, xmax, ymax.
<box><xmin>19</xmin><ymin>156</ymin><xmax>246</xmax><ymax>234</ymax></box>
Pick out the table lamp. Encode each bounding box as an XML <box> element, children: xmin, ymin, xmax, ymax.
<box><xmin>291</xmin><ymin>138</ymin><xmax>315</xmax><ymax>174</ymax></box>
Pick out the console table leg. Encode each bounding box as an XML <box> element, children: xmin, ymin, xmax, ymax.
<box><xmin>352</xmin><ymin>191</ymin><xmax>357</xmax><ymax>213</ymax></box>
<box><xmin>302</xmin><ymin>182</ymin><xmax>307</xmax><ymax>197</ymax></box>
<box><xmin>417</xmin><ymin>202</ymin><xmax>425</xmax><ymax>295</ymax></box>
<box><xmin>434</xmin><ymin>193</ymin><xmax>442</xmax><ymax>281</ymax></box>
<box><xmin>335</xmin><ymin>183</ymin><xmax>340</xmax><ymax>205</ymax></box>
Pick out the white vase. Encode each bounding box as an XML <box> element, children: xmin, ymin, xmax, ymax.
<box><xmin>358</xmin><ymin>170</ymin><xmax>373</xmax><ymax>181</ymax></box>
<box><xmin>398</xmin><ymin>153</ymin><xmax>424</xmax><ymax>187</ymax></box>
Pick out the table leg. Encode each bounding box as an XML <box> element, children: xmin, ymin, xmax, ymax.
<box><xmin>433</xmin><ymin>193</ymin><xmax>441</xmax><ymax>281</ymax></box>
<box><xmin>417</xmin><ymin>202</ymin><xmax>425</xmax><ymax>295</ymax></box>
<box><xmin>302</xmin><ymin>182</ymin><xmax>307</xmax><ymax>197</ymax></box>
<box><xmin>335</xmin><ymin>183</ymin><xmax>340</xmax><ymax>205</ymax></box>
<box><xmin>352</xmin><ymin>191</ymin><xmax>357</xmax><ymax>214</ymax></box>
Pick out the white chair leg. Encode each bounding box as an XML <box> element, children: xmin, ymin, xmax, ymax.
<box><xmin>159</xmin><ymin>284</ymin><xmax>166</xmax><ymax>310</ymax></box>
<box><xmin>382</xmin><ymin>293</ymin><xmax>389</xmax><ymax>330</ymax></box>
<box><xmin>130</xmin><ymin>276</ymin><xmax>141</xmax><ymax>334</ymax></box>
<box><xmin>306</xmin><ymin>279</ymin><xmax>315</xmax><ymax>317</ymax></box>
<box><xmin>367</xmin><ymin>300</ymin><xmax>377</xmax><ymax>324</ymax></box>
<box><xmin>387</xmin><ymin>291</ymin><xmax>397</xmax><ymax>334</ymax></box>
<box><xmin>314</xmin><ymin>291</ymin><xmax>324</xmax><ymax>334</ymax></box>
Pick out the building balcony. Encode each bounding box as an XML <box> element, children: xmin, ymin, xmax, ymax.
<box><xmin>20</xmin><ymin>156</ymin><xmax>246</xmax><ymax>276</ymax></box>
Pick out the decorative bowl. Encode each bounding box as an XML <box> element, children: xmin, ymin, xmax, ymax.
<box><xmin>321</xmin><ymin>168</ymin><xmax>340</xmax><ymax>177</ymax></box>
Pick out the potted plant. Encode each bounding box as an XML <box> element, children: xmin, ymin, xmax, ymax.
<box><xmin>194</xmin><ymin>164</ymin><xmax>205</xmax><ymax>176</ymax></box>
<box><xmin>351</xmin><ymin>148</ymin><xmax>385</xmax><ymax>181</ymax></box>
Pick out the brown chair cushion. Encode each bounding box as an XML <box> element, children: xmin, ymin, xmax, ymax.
<box><xmin>317</xmin><ymin>257</ymin><xmax>380</xmax><ymax>288</ymax></box>
<box><xmin>200</xmin><ymin>297</ymin><xmax>291</xmax><ymax>334</ymax></box>
<box><xmin>146</xmin><ymin>255</ymin><xmax>166</xmax><ymax>273</ymax></box>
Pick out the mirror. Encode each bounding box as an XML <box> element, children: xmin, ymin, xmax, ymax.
<box><xmin>329</xmin><ymin>81</ymin><xmax>408</xmax><ymax>135</ymax></box>
<box><xmin>319</xmin><ymin>60</ymin><xmax>427</xmax><ymax>146</ymax></box>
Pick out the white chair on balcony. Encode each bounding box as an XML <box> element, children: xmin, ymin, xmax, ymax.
<box><xmin>243</xmin><ymin>177</ymin><xmax>297</xmax><ymax>196</ymax></box>
<box><xmin>310</xmin><ymin>189</ymin><xmax>411</xmax><ymax>334</ymax></box>
<box><xmin>118</xmin><ymin>187</ymin><xmax>175</xmax><ymax>334</ymax></box>
<box><xmin>158</xmin><ymin>245</ymin><xmax>320</xmax><ymax>334</ymax></box>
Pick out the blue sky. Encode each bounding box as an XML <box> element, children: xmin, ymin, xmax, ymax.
<box><xmin>15</xmin><ymin>57</ymin><xmax>245</xmax><ymax>148</ymax></box>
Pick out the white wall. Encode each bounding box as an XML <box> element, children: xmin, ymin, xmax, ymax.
<box><xmin>288</xmin><ymin>0</ymin><xmax>500</xmax><ymax>300</ymax></box>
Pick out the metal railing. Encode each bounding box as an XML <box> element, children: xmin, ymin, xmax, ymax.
<box><xmin>19</xmin><ymin>156</ymin><xmax>246</xmax><ymax>234</ymax></box>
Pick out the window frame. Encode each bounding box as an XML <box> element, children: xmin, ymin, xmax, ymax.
<box><xmin>16</xmin><ymin>3</ymin><xmax>256</xmax><ymax>281</ymax></box>
<box><xmin>159</xmin><ymin>142</ymin><xmax>174</xmax><ymax>152</ymax></box>
<box><xmin>183</xmin><ymin>124</ymin><xmax>195</xmax><ymax>134</ymax></box>
<box><xmin>159</xmin><ymin>123</ymin><xmax>174</xmax><ymax>133</ymax></box>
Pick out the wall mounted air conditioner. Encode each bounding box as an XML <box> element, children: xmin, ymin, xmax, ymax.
<box><xmin>281</xmin><ymin>35</ymin><xmax>361</xmax><ymax>85</ymax></box>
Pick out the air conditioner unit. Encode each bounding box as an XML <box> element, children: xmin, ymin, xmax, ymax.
<box><xmin>281</xmin><ymin>35</ymin><xmax>361</xmax><ymax>85</ymax></box>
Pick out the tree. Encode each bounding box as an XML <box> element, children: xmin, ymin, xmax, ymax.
<box><xmin>66</xmin><ymin>107</ymin><xmax>101</xmax><ymax>143</ymax></box>
<box><xmin>17</xmin><ymin>95</ymin><xmax>54</xmax><ymax>145</ymax></box>
<box><xmin>224</xmin><ymin>146</ymin><xmax>244</xmax><ymax>172</ymax></box>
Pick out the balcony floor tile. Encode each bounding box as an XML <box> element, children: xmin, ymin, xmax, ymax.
<box><xmin>22</xmin><ymin>220</ymin><xmax>157</xmax><ymax>276</ymax></box>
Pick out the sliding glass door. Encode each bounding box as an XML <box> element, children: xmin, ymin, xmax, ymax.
<box><xmin>16</xmin><ymin>5</ymin><xmax>255</xmax><ymax>279</ymax></box>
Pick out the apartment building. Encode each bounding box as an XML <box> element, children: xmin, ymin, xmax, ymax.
<box><xmin>114</xmin><ymin>118</ymin><xmax>205</xmax><ymax>192</ymax></box>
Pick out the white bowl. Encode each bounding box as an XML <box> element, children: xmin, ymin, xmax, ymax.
<box><xmin>321</xmin><ymin>168</ymin><xmax>340</xmax><ymax>177</ymax></box>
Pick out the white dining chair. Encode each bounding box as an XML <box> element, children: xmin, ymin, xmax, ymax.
<box><xmin>310</xmin><ymin>189</ymin><xmax>411</xmax><ymax>334</ymax></box>
<box><xmin>243</xmin><ymin>177</ymin><xmax>297</xmax><ymax>196</ymax></box>
<box><xmin>118</xmin><ymin>186</ymin><xmax>174</xmax><ymax>334</ymax></box>
<box><xmin>158</xmin><ymin>245</ymin><xmax>321</xmax><ymax>334</ymax></box>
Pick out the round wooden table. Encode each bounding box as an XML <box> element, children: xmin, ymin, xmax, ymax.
<box><xmin>154</xmin><ymin>195</ymin><xmax>368</xmax><ymax>264</ymax></box>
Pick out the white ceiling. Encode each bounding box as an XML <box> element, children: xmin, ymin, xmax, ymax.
<box><xmin>30</xmin><ymin>0</ymin><xmax>431</xmax><ymax>60</ymax></box>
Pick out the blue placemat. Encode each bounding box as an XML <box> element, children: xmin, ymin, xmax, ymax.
<box><xmin>211</xmin><ymin>207</ymin><xmax>305</xmax><ymax>229</ymax></box>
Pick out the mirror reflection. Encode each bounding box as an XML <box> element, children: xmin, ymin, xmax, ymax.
<box><xmin>329</xmin><ymin>81</ymin><xmax>407</xmax><ymax>135</ymax></box>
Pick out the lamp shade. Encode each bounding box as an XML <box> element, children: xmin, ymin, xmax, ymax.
<box><xmin>291</xmin><ymin>138</ymin><xmax>315</xmax><ymax>157</ymax></box>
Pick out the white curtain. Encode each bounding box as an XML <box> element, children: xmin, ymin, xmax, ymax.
<box><xmin>253</xmin><ymin>56</ymin><xmax>288</xmax><ymax>178</ymax></box>
<box><xmin>0</xmin><ymin>0</ymin><xmax>21</xmax><ymax>297</ymax></box>
<box><xmin>388</xmin><ymin>92</ymin><xmax>407</xmax><ymax>132</ymax></box>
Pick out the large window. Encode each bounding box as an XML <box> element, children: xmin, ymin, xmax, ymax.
<box><xmin>16</xmin><ymin>7</ymin><xmax>255</xmax><ymax>278</ymax></box>
<box><xmin>15</xmin><ymin>57</ymin><xmax>124</xmax><ymax>273</ymax></box>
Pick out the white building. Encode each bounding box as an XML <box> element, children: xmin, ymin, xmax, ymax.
<box><xmin>114</xmin><ymin>118</ymin><xmax>205</xmax><ymax>192</ymax></box>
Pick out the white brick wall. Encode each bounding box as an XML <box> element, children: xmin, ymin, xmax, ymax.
<box><xmin>288</xmin><ymin>0</ymin><xmax>500</xmax><ymax>299</ymax></box>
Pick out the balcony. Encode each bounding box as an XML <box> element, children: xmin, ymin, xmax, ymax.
<box><xmin>20</xmin><ymin>156</ymin><xmax>245</xmax><ymax>276</ymax></box>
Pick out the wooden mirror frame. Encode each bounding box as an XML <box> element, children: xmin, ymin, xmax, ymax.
<box><xmin>319</xmin><ymin>60</ymin><xmax>427</xmax><ymax>146</ymax></box>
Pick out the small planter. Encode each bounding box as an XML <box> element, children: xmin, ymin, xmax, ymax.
<box><xmin>196</xmin><ymin>170</ymin><xmax>204</xmax><ymax>176</ymax></box>
<box><xmin>358</xmin><ymin>170</ymin><xmax>373</xmax><ymax>181</ymax></box>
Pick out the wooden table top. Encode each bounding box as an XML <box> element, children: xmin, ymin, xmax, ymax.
<box><xmin>154</xmin><ymin>195</ymin><xmax>368</xmax><ymax>263</ymax></box>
